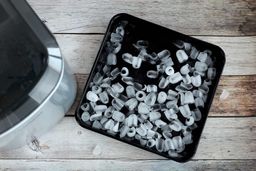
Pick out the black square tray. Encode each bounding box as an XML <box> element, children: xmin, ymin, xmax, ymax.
<box><xmin>75</xmin><ymin>13</ymin><xmax>225</xmax><ymax>162</ymax></box>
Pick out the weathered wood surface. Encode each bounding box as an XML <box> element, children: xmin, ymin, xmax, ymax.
<box><xmin>27</xmin><ymin>0</ymin><xmax>256</xmax><ymax>35</ymax></box>
<box><xmin>67</xmin><ymin>74</ymin><xmax>256</xmax><ymax>117</ymax></box>
<box><xmin>0</xmin><ymin>117</ymin><xmax>255</xmax><ymax>160</ymax></box>
<box><xmin>0</xmin><ymin>159</ymin><xmax>255</xmax><ymax>171</ymax></box>
<box><xmin>1</xmin><ymin>1</ymin><xmax>255</xmax><ymax>170</ymax></box>
<box><xmin>56</xmin><ymin>35</ymin><xmax>256</xmax><ymax>75</ymax></box>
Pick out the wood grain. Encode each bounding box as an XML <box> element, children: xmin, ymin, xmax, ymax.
<box><xmin>0</xmin><ymin>117</ymin><xmax>255</xmax><ymax>160</ymax></box>
<box><xmin>28</xmin><ymin>0</ymin><xmax>256</xmax><ymax>35</ymax></box>
<box><xmin>55</xmin><ymin>35</ymin><xmax>256</xmax><ymax>75</ymax></box>
<box><xmin>0</xmin><ymin>159</ymin><xmax>255</xmax><ymax>171</ymax></box>
<box><xmin>213</xmin><ymin>75</ymin><xmax>256</xmax><ymax>116</ymax></box>
<box><xmin>67</xmin><ymin>74</ymin><xmax>256</xmax><ymax>117</ymax></box>
<box><xmin>1</xmin><ymin>0</ymin><xmax>255</xmax><ymax>169</ymax></box>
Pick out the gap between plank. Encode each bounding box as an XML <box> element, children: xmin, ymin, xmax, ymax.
<box><xmin>53</xmin><ymin>33</ymin><xmax>256</xmax><ymax>37</ymax></box>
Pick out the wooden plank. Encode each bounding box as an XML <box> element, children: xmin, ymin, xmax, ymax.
<box><xmin>0</xmin><ymin>117</ymin><xmax>255</xmax><ymax>160</ymax></box>
<box><xmin>55</xmin><ymin>35</ymin><xmax>256</xmax><ymax>75</ymax></box>
<box><xmin>67</xmin><ymin>74</ymin><xmax>256</xmax><ymax>117</ymax></box>
<box><xmin>27</xmin><ymin>0</ymin><xmax>256</xmax><ymax>35</ymax></box>
<box><xmin>213</xmin><ymin>75</ymin><xmax>256</xmax><ymax>116</ymax></box>
<box><xmin>0</xmin><ymin>159</ymin><xmax>255</xmax><ymax>171</ymax></box>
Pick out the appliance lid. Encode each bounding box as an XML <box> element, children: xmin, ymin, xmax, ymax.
<box><xmin>0</xmin><ymin>0</ymin><xmax>63</xmax><ymax>134</ymax></box>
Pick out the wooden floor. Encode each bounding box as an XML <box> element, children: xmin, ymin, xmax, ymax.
<box><xmin>1</xmin><ymin>0</ymin><xmax>256</xmax><ymax>170</ymax></box>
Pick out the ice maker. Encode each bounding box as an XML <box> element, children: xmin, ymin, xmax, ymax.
<box><xmin>0</xmin><ymin>0</ymin><xmax>77</xmax><ymax>150</ymax></box>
